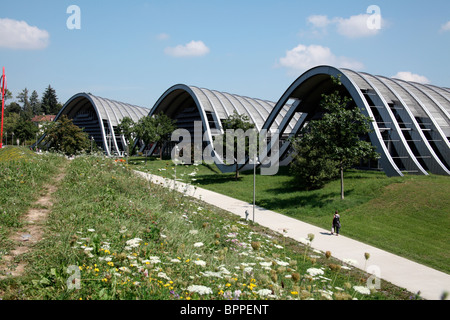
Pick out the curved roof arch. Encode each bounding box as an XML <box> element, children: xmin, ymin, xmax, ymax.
<box><xmin>261</xmin><ymin>65</ymin><xmax>450</xmax><ymax>176</ymax></box>
<box><xmin>146</xmin><ymin>84</ymin><xmax>300</xmax><ymax>172</ymax></box>
<box><xmin>39</xmin><ymin>92</ymin><xmax>149</xmax><ymax>156</ymax></box>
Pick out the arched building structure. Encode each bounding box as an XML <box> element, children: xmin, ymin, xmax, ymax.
<box><xmin>38</xmin><ymin>93</ymin><xmax>149</xmax><ymax>156</ymax></box>
<box><xmin>145</xmin><ymin>66</ymin><xmax>449</xmax><ymax>177</ymax></box>
<box><xmin>261</xmin><ymin>66</ymin><xmax>450</xmax><ymax>177</ymax></box>
<box><xmin>42</xmin><ymin>66</ymin><xmax>449</xmax><ymax>176</ymax></box>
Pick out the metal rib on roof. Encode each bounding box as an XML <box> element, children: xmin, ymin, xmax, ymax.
<box><xmin>186</xmin><ymin>86</ymin><xmax>297</xmax><ymax>134</ymax></box>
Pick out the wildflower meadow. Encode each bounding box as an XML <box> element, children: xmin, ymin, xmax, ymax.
<box><xmin>0</xmin><ymin>148</ymin><xmax>414</xmax><ymax>301</ymax></box>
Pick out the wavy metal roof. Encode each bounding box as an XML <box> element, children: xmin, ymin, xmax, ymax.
<box><xmin>262</xmin><ymin>65</ymin><xmax>449</xmax><ymax>177</ymax></box>
<box><xmin>148</xmin><ymin>84</ymin><xmax>299</xmax><ymax>135</ymax></box>
<box><xmin>45</xmin><ymin>93</ymin><xmax>149</xmax><ymax>156</ymax></box>
<box><xmin>39</xmin><ymin>66</ymin><xmax>449</xmax><ymax>177</ymax></box>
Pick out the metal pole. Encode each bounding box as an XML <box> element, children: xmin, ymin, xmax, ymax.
<box><xmin>0</xmin><ymin>67</ymin><xmax>6</xmax><ymax>149</ymax></box>
<box><xmin>253</xmin><ymin>153</ymin><xmax>256</xmax><ymax>223</ymax></box>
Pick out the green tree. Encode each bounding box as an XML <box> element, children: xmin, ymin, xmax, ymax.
<box><xmin>30</xmin><ymin>90</ymin><xmax>42</xmax><ymax>116</ymax></box>
<box><xmin>16</xmin><ymin>88</ymin><xmax>33</xmax><ymax>119</ymax></box>
<box><xmin>2</xmin><ymin>113</ymin><xmax>20</xmax><ymax>145</ymax></box>
<box><xmin>5</xmin><ymin>102</ymin><xmax>21</xmax><ymax>116</ymax></box>
<box><xmin>289</xmin><ymin>138</ymin><xmax>339</xmax><ymax>190</ymax></box>
<box><xmin>3</xmin><ymin>89</ymin><xmax>12</xmax><ymax>102</ymax></box>
<box><xmin>117</xmin><ymin>116</ymin><xmax>137</xmax><ymax>163</ymax></box>
<box><xmin>13</xmin><ymin>117</ymin><xmax>38</xmax><ymax>145</ymax></box>
<box><xmin>41</xmin><ymin>85</ymin><xmax>61</xmax><ymax>115</ymax></box>
<box><xmin>218</xmin><ymin>111</ymin><xmax>256</xmax><ymax>180</ymax></box>
<box><xmin>291</xmin><ymin>77</ymin><xmax>379</xmax><ymax>199</ymax></box>
<box><xmin>136</xmin><ymin>113</ymin><xmax>176</xmax><ymax>160</ymax></box>
<box><xmin>44</xmin><ymin>115</ymin><xmax>90</xmax><ymax>155</ymax></box>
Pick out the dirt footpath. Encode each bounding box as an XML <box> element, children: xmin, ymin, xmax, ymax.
<box><xmin>0</xmin><ymin>164</ymin><xmax>66</xmax><ymax>279</ymax></box>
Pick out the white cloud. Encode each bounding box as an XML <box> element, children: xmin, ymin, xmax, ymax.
<box><xmin>440</xmin><ymin>21</ymin><xmax>450</xmax><ymax>32</ymax></box>
<box><xmin>308</xmin><ymin>15</ymin><xmax>331</xmax><ymax>29</ymax></box>
<box><xmin>278</xmin><ymin>44</ymin><xmax>364</xmax><ymax>74</ymax></box>
<box><xmin>0</xmin><ymin>18</ymin><xmax>49</xmax><ymax>50</ymax></box>
<box><xmin>305</xmin><ymin>12</ymin><xmax>384</xmax><ymax>39</ymax></box>
<box><xmin>164</xmin><ymin>40</ymin><xmax>210</xmax><ymax>57</ymax></box>
<box><xmin>392</xmin><ymin>72</ymin><xmax>430</xmax><ymax>84</ymax></box>
<box><xmin>156</xmin><ymin>33</ymin><xmax>170</xmax><ymax>40</ymax></box>
<box><xmin>305</xmin><ymin>15</ymin><xmax>331</xmax><ymax>37</ymax></box>
<box><xmin>334</xmin><ymin>14</ymin><xmax>382</xmax><ymax>38</ymax></box>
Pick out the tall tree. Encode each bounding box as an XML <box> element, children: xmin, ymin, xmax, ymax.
<box><xmin>41</xmin><ymin>85</ymin><xmax>60</xmax><ymax>115</ymax></box>
<box><xmin>136</xmin><ymin>113</ymin><xmax>176</xmax><ymax>160</ymax></box>
<box><xmin>30</xmin><ymin>90</ymin><xmax>42</xmax><ymax>116</ymax></box>
<box><xmin>219</xmin><ymin>111</ymin><xmax>256</xmax><ymax>180</ymax></box>
<box><xmin>291</xmin><ymin>77</ymin><xmax>379</xmax><ymax>199</ymax></box>
<box><xmin>16</xmin><ymin>88</ymin><xmax>33</xmax><ymax>119</ymax></box>
<box><xmin>117</xmin><ymin>116</ymin><xmax>137</xmax><ymax>163</ymax></box>
<box><xmin>44</xmin><ymin>115</ymin><xmax>90</xmax><ymax>155</ymax></box>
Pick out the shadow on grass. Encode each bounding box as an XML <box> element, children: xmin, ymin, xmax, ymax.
<box><xmin>194</xmin><ymin>174</ymin><xmax>243</xmax><ymax>185</ymax></box>
<box><xmin>257</xmin><ymin>191</ymin><xmax>340</xmax><ymax>213</ymax></box>
<box><xmin>128</xmin><ymin>157</ymin><xmax>160</xmax><ymax>165</ymax></box>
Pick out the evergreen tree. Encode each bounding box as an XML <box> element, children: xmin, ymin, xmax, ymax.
<box><xmin>30</xmin><ymin>90</ymin><xmax>42</xmax><ymax>116</ymax></box>
<box><xmin>41</xmin><ymin>85</ymin><xmax>60</xmax><ymax>115</ymax></box>
<box><xmin>16</xmin><ymin>88</ymin><xmax>33</xmax><ymax>119</ymax></box>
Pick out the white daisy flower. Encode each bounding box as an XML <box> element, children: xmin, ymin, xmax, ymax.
<box><xmin>187</xmin><ymin>285</ymin><xmax>213</xmax><ymax>295</ymax></box>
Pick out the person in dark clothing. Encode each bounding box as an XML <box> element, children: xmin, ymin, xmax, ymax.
<box><xmin>332</xmin><ymin>211</ymin><xmax>341</xmax><ymax>236</ymax></box>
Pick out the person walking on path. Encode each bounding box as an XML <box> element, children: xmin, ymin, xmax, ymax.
<box><xmin>331</xmin><ymin>211</ymin><xmax>341</xmax><ymax>236</ymax></box>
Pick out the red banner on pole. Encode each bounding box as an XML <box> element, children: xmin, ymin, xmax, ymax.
<box><xmin>0</xmin><ymin>67</ymin><xmax>6</xmax><ymax>149</ymax></box>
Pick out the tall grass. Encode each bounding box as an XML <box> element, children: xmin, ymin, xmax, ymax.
<box><xmin>0</xmin><ymin>147</ymin><xmax>65</xmax><ymax>256</ymax></box>
<box><xmin>0</xmin><ymin>155</ymin><xmax>413</xmax><ymax>300</ymax></box>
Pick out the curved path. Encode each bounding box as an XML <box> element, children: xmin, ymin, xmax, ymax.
<box><xmin>135</xmin><ymin>170</ymin><xmax>450</xmax><ymax>300</ymax></box>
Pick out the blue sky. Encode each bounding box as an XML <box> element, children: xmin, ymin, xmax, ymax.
<box><xmin>1</xmin><ymin>0</ymin><xmax>449</xmax><ymax>110</ymax></box>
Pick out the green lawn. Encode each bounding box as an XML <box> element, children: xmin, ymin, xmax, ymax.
<box><xmin>129</xmin><ymin>157</ymin><xmax>450</xmax><ymax>274</ymax></box>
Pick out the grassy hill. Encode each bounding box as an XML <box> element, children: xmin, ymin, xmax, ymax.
<box><xmin>0</xmin><ymin>150</ymin><xmax>415</xmax><ymax>300</ymax></box>
<box><xmin>130</xmin><ymin>157</ymin><xmax>450</xmax><ymax>274</ymax></box>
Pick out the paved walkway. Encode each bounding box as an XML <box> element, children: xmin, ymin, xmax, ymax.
<box><xmin>135</xmin><ymin>171</ymin><xmax>450</xmax><ymax>300</ymax></box>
